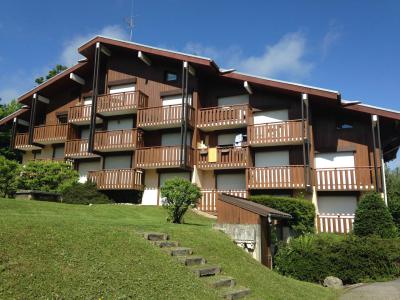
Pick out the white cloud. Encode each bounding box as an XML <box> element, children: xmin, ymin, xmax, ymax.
<box><xmin>61</xmin><ymin>25</ymin><xmax>129</xmax><ymax>66</ymax></box>
<box><xmin>322</xmin><ymin>21</ymin><xmax>342</xmax><ymax>58</ymax></box>
<box><xmin>183</xmin><ymin>32</ymin><xmax>313</xmax><ymax>81</ymax></box>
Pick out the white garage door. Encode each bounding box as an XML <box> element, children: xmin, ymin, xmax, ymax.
<box><xmin>217</xmin><ymin>94</ymin><xmax>249</xmax><ymax>106</ymax></box>
<box><xmin>318</xmin><ymin>195</ymin><xmax>357</xmax><ymax>215</ymax></box>
<box><xmin>216</xmin><ymin>173</ymin><xmax>246</xmax><ymax>190</ymax></box>
<box><xmin>315</xmin><ymin>152</ymin><xmax>355</xmax><ymax>169</ymax></box>
<box><xmin>104</xmin><ymin>155</ymin><xmax>131</xmax><ymax>169</ymax></box>
<box><xmin>253</xmin><ymin>109</ymin><xmax>288</xmax><ymax>125</ymax></box>
<box><xmin>109</xmin><ymin>84</ymin><xmax>136</xmax><ymax>94</ymax></box>
<box><xmin>107</xmin><ymin>118</ymin><xmax>134</xmax><ymax>131</ymax></box>
<box><xmin>78</xmin><ymin>160</ymin><xmax>101</xmax><ymax>183</ymax></box>
<box><xmin>254</xmin><ymin>150</ymin><xmax>289</xmax><ymax>167</ymax></box>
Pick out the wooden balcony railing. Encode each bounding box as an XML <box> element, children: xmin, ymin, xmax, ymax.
<box><xmin>197</xmin><ymin>190</ymin><xmax>248</xmax><ymax>213</ymax></box>
<box><xmin>93</xmin><ymin>129</ymin><xmax>144</xmax><ymax>152</ymax></box>
<box><xmin>314</xmin><ymin>167</ymin><xmax>377</xmax><ymax>191</ymax></box>
<box><xmin>97</xmin><ymin>91</ymin><xmax>148</xmax><ymax>115</ymax></box>
<box><xmin>65</xmin><ymin>139</ymin><xmax>98</xmax><ymax>158</ymax></box>
<box><xmin>14</xmin><ymin>133</ymin><xmax>41</xmax><ymax>150</ymax></box>
<box><xmin>33</xmin><ymin>124</ymin><xmax>69</xmax><ymax>144</ymax></box>
<box><xmin>69</xmin><ymin>105</ymin><xmax>91</xmax><ymax>124</ymax></box>
<box><xmin>247</xmin><ymin>166</ymin><xmax>305</xmax><ymax>189</ymax></box>
<box><xmin>197</xmin><ymin>104</ymin><xmax>249</xmax><ymax>130</ymax></box>
<box><xmin>248</xmin><ymin>119</ymin><xmax>303</xmax><ymax>146</ymax></box>
<box><xmin>135</xmin><ymin>146</ymin><xmax>194</xmax><ymax>169</ymax></box>
<box><xmin>196</xmin><ymin>146</ymin><xmax>248</xmax><ymax>169</ymax></box>
<box><xmin>137</xmin><ymin>105</ymin><xmax>195</xmax><ymax>129</ymax></box>
<box><xmin>317</xmin><ymin>214</ymin><xmax>355</xmax><ymax>234</ymax></box>
<box><xmin>88</xmin><ymin>169</ymin><xmax>144</xmax><ymax>190</ymax></box>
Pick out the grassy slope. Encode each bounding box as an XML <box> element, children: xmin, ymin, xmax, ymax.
<box><xmin>0</xmin><ymin>199</ymin><xmax>337</xmax><ymax>300</ymax></box>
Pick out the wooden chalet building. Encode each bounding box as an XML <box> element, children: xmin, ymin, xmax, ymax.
<box><xmin>1</xmin><ymin>36</ymin><xmax>400</xmax><ymax>234</ymax></box>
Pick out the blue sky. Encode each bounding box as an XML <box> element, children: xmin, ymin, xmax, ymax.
<box><xmin>0</xmin><ymin>0</ymin><xmax>399</xmax><ymax>166</ymax></box>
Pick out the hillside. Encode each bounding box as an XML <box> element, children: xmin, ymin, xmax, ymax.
<box><xmin>0</xmin><ymin>199</ymin><xmax>337</xmax><ymax>299</ymax></box>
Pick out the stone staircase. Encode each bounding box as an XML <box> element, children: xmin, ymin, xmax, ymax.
<box><xmin>143</xmin><ymin>232</ymin><xmax>251</xmax><ymax>300</ymax></box>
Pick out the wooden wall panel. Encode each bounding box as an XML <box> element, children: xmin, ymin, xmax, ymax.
<box><xmin>217</xmin><ymin>200</ymin><xmax>260</xmax><ymax>224</ymax></box>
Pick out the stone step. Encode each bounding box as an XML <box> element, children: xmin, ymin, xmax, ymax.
<box><xmin>143</xmin><ymin>232</ymin><xmax>168</xmax><ymax>241</ymax></box>
<box><xmin>191</xmin><ymin>265</ymin><xmax>221</xmax><ymax>277</ymax></box>
<box><xmin>205</xmin><ymin>275</ymin><xmax>236</xmax><ymax>288</ymax></box>
<box><xmin>177</xmin><ymin>255</ymin><xmax>206</xmax><ymax>266</ymax></box>
<box><xmin>221</xmin><ymin>287</ymin><xmax>251</xmax><ymax>300</ymax></box>
<box><xmin>152</xmin><ymin>240</ymin><xmax>179</xmax><ymax>248</ymax></box>
<box><xmin>166</xmin><ymin>247</ymin><xmax>193</xmax><ymax>256</ymax></box>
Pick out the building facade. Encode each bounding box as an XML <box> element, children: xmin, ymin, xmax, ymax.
<box><xmin>2</xmin><ymin>36</ymin><xmax>400</xmax><ymax>234</ymax></box>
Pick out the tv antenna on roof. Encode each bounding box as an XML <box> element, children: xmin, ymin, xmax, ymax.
<box><xmin>125</xmin><ymin>0</ymin><xmax>135</xmax><ymax>41</ymax></box>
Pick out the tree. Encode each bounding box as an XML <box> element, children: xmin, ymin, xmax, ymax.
<box><xmin>387</xmin><ymin>167</ymin><xmax>400</xmax><ymax>231</ymax></box>
<box><xmin>35</xmin><ymin>64</ymin><xmax>67</xmax><ymax>85</ymax></box>
<box><xmin>160</xmin><ymin>178</ymin><xmax>201</xmax><ymax>224</ymax></box>
<box><xmin>0</xmin><ymin>99</ymin><xmax>22</xmax><ymax>160</ymax></box>
<box><xmin>353</xmin><ymin>192</ymin><xmax>398</xmax><ymax>238</ymax></box>
<box><xmin>17</xmin><ymin>160</ymin><xmax>79</xmax><ymax>193</ymax></box>
<box><xmin>0</xmin><ymin>156</ymin><xmax>20</xmax><ymax>198</ymax></box>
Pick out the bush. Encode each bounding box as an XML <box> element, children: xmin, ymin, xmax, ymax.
<box><xmin>250</xmin><ymin>195</ymin><xmax>315</xmax><ymax>235</ymax></box>
<box><xmin>274</xmin><ymin>234</ymin><xmax>400</xmax><ymax>284</ymax></box>
<box><xmin>353</xmin><ymin>192</ymin><xmax>398</xmax><ymax>238</ymax></box>
<box><xmin>17</xmin><ymin>160</ymin><xmax>79</xmax><ymax>193</ymax></box>
<box><xmin>160</xmin><ymin>177</ymin><xmax>201</xmax><ymax>224</ymax></box>
<box><xmin>61</xmin><ymin>181</ymin><xmax>113</xmax><ymax>205</ymax></box>
<box><xmin>0</xmin><ymin>156</ymin><xmax>20</xmax><ymax>198</ymax></box>
<box><xmin>387</xmin><ymin>168</ymin><xmax>400</xmax><ymax>232</ymax></box>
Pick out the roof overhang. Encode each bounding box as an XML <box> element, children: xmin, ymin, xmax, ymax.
<box><xmin>342</xmin><ymin>101</ymin><xmax>400</xmax><ymax>121</ymax></box>
<box><xmin>0</xmin><ymin>107</ymin><xmax>30</xmax><ymax>127</ymax></box>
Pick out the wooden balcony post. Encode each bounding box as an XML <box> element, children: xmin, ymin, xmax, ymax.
<box><xmin>28</xmin><ymin>94</ymin><xmax>38</xmax><ymax>145</ymax></box>
<box><xmin>88</xmin><ymin>42</ymin><xmax>101</xmax><ymax>153</ymax></box>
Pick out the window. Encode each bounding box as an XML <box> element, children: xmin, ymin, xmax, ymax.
<box><xmin>57</xmin><ymin>113</ymin><xmax>68</xmax><ymax>124</ymax></box>
<box><xmin>336</xmin><ymin>120</ymin><xmax>353</xmax><ymax>130</ymax></box>
<box><xmin>164</xmin><ymin>71</ymin><xmax>177</xmax><ymax>82</ymax></box>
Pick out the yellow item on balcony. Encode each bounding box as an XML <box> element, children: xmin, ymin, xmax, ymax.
<box><xmin>208</xmin><ymin>147</ymin><xmax>217</xmax><ymax>163</ymax></box>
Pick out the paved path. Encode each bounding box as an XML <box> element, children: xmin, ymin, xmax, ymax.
<box><xmin>340</xmin><ymin>278</ymin><xmax>400</xmax><ymax>300</ymax></box>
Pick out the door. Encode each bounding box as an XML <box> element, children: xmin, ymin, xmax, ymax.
<box><xmin>107</xmin><ymin>118</ymin><xmax>134</xmax><ymax>131</ymax></box>
<box><xmin>103</xmin><ymin>155</ymin><xmax>131</xmax><ymax>169</ymax></box>
<box><xmin>78</xmin><ymin>161</ymin><xmax>101</xmax><ymax>183</ymax></box>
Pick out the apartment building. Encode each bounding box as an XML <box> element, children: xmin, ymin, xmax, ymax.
<box><xmin>2</xmin><ymin>36</ymin><xmax>400</xmax><ymax>234</ymax></box>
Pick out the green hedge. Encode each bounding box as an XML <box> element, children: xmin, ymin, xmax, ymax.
<box><xmin>275</xmin><ymin>234</ymin><xmax>400</xmax><ymax>284</ymax></box>
<box><xmin>354</xmin><ymin>192</ymin><xmax>398</xmax><ymax>238</ymax></box>
<box><xmin>274</xmin><ymin>234</ymin><xmax>400</xmax><ymax>284</ymax></box>
<box><xmin>61</xmin><ymin>181</ymin><xmax>113</xmax><ymax>205</ymax></box>
<box><xmin>250</xmin><ymin>195</ymin><xmax>315</xmax><ymax>235</ymax></box>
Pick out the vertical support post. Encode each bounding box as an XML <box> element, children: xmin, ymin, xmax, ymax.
<box><xmin>371</xmin><ymin>115</ymin><xmax>379</xmax><ymax>192</ymax></box>
<box><xmin>28</xmin><ymin>94</ymin><xmax>38</xmax><ymax>145</ymax></box>
<box><xmin>180</xmin><ymin>61</ymin><xmax>189</xmax><ymax>168</ymax></box>
<box><xmin>375</xmin><ymin>115</ymin><xmax>387</xmax><ymax>205</ymax></box>
<box><xmin>301</xmin><ymin>93</ymin><xmax>310</xmax><ymax>188</ymax></box>
<box><xmin>10</xmin><ymin>118</ymin><xmax>17</xmax><ymax>150</ymax></box>
<box><xmin>88</xmin><ymin>42</ymin><xmax>101</xmax><ymax>153</ymax></box>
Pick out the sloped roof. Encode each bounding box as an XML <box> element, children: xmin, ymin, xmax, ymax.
<box><xmin>219</xmin><ymin>193</ymin><xmax>292</xmax><ymax>219</ymax></box>
<box><xmin>0</xmin><ymin>107</ymin><xmax>30</xmax><ymax>126</ymax></box>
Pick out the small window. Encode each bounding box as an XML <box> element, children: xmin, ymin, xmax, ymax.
<box><xmin>336</xmin><ymin>121</ymin><xmax>353</xmax><ymax>130</ymax></box>
<box><xmin>57</xmin><ymin>114</ymin><xmax>68</xmax><ymax>124</ymax></box>
<box><xmin>164</xmin><ymin>71</ymin><xmax>177</xmax><ymax>82</ymax></box>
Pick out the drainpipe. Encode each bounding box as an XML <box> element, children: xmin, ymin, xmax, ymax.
<box><xmin>180</xmin><ymin>61</ymin><xmax>189</xmax><ymax>168</ymax></box>
<box><xmin>375</xmin><ymin>115</ymin><xmax>388</xmax><ymax>205</ymax></box>
<box><xmin>301</xmin><ymin>93</ymin><xmax>309</xmax><ymax>188</ymax></box>
<box><xmin>10</xmin><ymin>118</ymin><xmax>17</xmax><ymax>150</ymax></box>
<box><xmin>28</xmin><ymin>94</ymin><xmax>38</xmax><ymax>145</ymax></box>
<box><xmin>371</xmin><ymin>115</ymin><xmax>380</xmax><ymax>193</ymax></box>
<box><xmin>88</xmin><ymin>42</ymin><xmax>101</xmax><ymax>153</ymax></box>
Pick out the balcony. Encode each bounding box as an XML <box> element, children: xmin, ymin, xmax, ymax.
<box><xmin>197</xmin><ymin>189</ymin><xmax>247</xmax><ymax>213</ymax></box>
<box><xmin>317</xmin><ymin>214</ymin><xmax>354</xmax><ymax>234</ymax></box>
<box><xmin>33</xmin><ymin>124</ymin><xmax>68</xmax><ymax>144</ymax></box>
<box><xmin>96</xmin><ymin>91</ymin><xmax>148</xmax><ymax>116</ymax></box>
<box><xmin>65</xmin><ymin>139</ymin><xmax>98</xmax><ymax>159</ymax></box>
<box><xmin>247</xmin><ymin>165</ymin><xmax>305</xmax><ymax>189</ymax></box>
<box><xmin>197</xmin><ymin>104</ymin><xmax>249</xmax><ymax>131</ymax></box>
<box><xmin>248</xmin><ymin>119</ymin><xmax>304</xmax><ymax>147</ymax></box>
<box><xmin>88</xmin><ymin>169</ymin><xmax>144</xmax><ymax>190</ymax></box>
<box><xmin>137</xmin><ymin>105</ymin><xmax>195</xmax><ymax>130</ymax></box>
<box><xmin>14</xmin><ymin>133</ymin><xmax>42</xmax><ymax>150</ymax></box>
<box><xmin>135</xmin><ymin>146</ymin><xmax>194</xmax><ymax>169</ymax></box>
<box><xmin>196</xmin><ymin>146</ymin><xmax>248</xmax><ymax>169</ymax></box>
<box><xmin>314</xmin><ymin>167</ymin><xmax>377</xmax><ymax>191</ymax></box>
<box><xmin>93</xmin><ymin>129</ymin><xmax>144</xmax><ymax>152</ymax></box>
<box><xmin>68</xmin><ymin>105</ymin><xmax>102</xmax><ymax>125</ymax></box>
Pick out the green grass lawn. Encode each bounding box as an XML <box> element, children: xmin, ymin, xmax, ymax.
<box><xmin>0</xmin><ymin>199</ymin><xmax>338</xmax><ymax>300</ymax></box>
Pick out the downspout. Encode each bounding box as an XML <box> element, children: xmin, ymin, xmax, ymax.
<box><xmin>28</xmin><ymin>94</ymin><xmax>37</xmax><ymax>145</ymax></box>
<box><xmin>10</xmin><ymin>118</ymin><xmax>17</xmax><ymax>151</ymax></box>
<box><xmin>376</xmin><ymin>115</ymin><xmax>388</xmax><ymax>205</ymax></box>
<box><xmin>88</xmin><ymin>42</ymin><xmax>101</xmax><ymax>153</ymax></box>
<box><xmin>301</xmin><ymin>94</ymin><xmax>308</xmax><ymax>187</ymax></box>
<box><xmin>180</xmin><ymin>61</ymin><xmax>189</xmax><ymax>168</ymax></box>
<box><xmin>371</xmin><ymin>115</ymin><xmax>379</xmax><ymax>192</ymax></box>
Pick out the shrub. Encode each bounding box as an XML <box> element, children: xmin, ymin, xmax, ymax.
<box><xmin>17</xmin><ymin>160</ymin><xmax>79</xmax><ymax>193</ymax></box>
<box><xmin>388</xmin><ymin>197</ymin><xmax>400</xmax><ymax>233</ymax></box>
<box><xmin>353</xmin><ymin>192</ymin><xmax>398</xmax><ymax>238</ymax></box>
<box><xmin>160</xmin><ymin>177</ymin><xmax>201</xmax><ymax>224</ymax></box>
<box><xmin>61</xmin><ymin>181</ymin><xmax>113</xmax><ymax>205</ymax></box>
<box><xmin>250</xmin><ymin>195</ymin><xmax>315</xmax><ymax>235</ymax></box>
<box><xmin>387</xmin><ymin>168</ymin><xmax>400</xmax><ymax>232</ymax></box>
<box><xmin>274</xmin><ymin>234</ymin><xmax>400</xmax><ymax>284</ymax></box>
<box><xmin>0</xmin><ymin>156</ymin><xmax>20</xmax><ymax>198</ymax></box>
